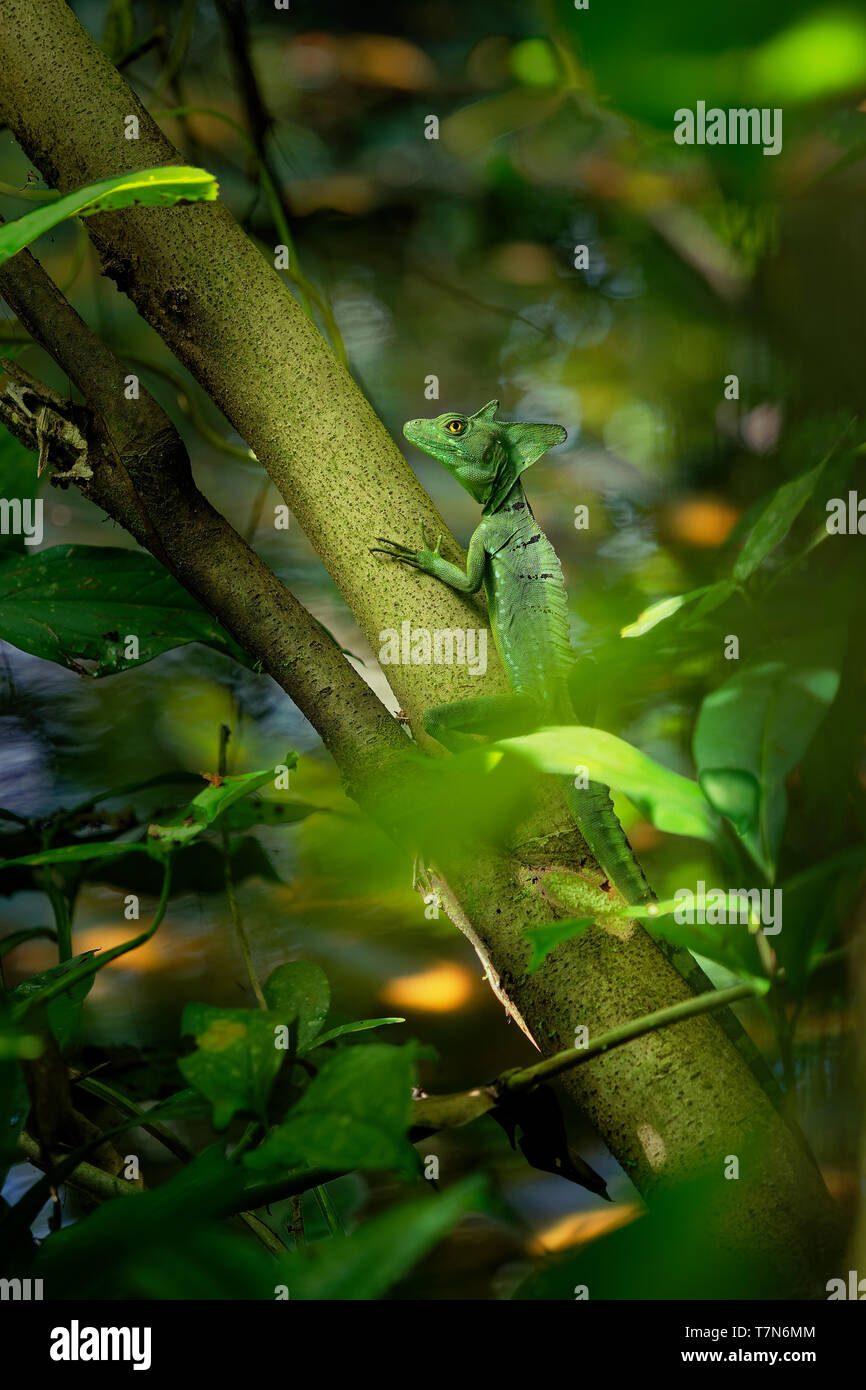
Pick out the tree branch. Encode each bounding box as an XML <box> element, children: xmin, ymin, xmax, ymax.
<box><xmin>0</xmin><ymin>240</ymin><xmax>407</xmax><ymax>794</ymax></box>
<box><xmin>0</xmin><ymin>0</ymin><xmax>843</xmax><ymax>1292</ymax></box>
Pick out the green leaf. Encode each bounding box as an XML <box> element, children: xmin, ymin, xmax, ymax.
<box><xmin>0</xmin><ymin>545</ymin><xmax>249</xmax><ymax>675</ymax></box>
<box><xmin>84</xmin><ymin>835</ymin><xmax>281</xmax><ymax>894</ymax></box>
<box><xmin>733</xmin><ymin>456</ymin><xmax>832</xmax><ymax>581</ymax></box>
<box><xmin>225</xmin><ymin>798</ymin><xmax>329</xmax><ymax>831</ymax></box>
<box><xmin>245</xmin><ymin>1044</ymin><xmax>419</xmax><ymax>1176</ymax></box>
<box><xmin>525</xmin><ymin>918</ymin><xmax>593</xmax><ymax>973</ymax></box>
<box><xmin>275</xmin><ymin>1176</ymin><xmax>486</xmax><ymax>1300</ymax></box>
<box><xmin>511</xmin><ymin>1170</ymin><xmax>768</xmax><ymax>1300</ymax></box>
<box><xmin>31</xmin><ymin>1147</ymin><xmax>271</xmax><ymax>1299</ymax></box>
<box><xmin>682</xmin><ymin>580</ymin><xmax>738</xmax><ymax>625</ymax></box>
<box><xmin>304</xmin><ymin>1017</ymin><xmax>405</xmax><ymax>1051</ymax></box>
<box><xmin>178</xmin><ymin>1003</ymin><xmax>289</xmax><ymax>1130</ymax></box>
<box><xmin>496</xmin><ymin>726</ymin><xmax>718</xmax><ymax>841</ymax></box>
<box><xmin>616</xmin><ymin>898</ymin><xmax>769</xmax><ymax>988</ymax></box>
<box><xmin>697</xmin><ymin>768</ymin><xmax>761</xmax><ymax>838</ymax></box>
<box><xmin>694</xmin><ymin>643</ymin><xmax>841</xmax><ymax>876</ymax></box>
<box><xmin>621</xmin><ymin>582</ymin><xmax>735</xmax><ymax>638</ymax></box>
<box><xmin>263</xmin><ymin>961</ymin><xmax>330</xmax><ymax>1051</ymax></box>
<box><xmin>147</xmin><ymin>754</ymin><xmax>296</xmax><ymax>849</ymax></box>
<box><xmin>772</xmin><ymin>851</ymin><xmax>866</xmax><ymax>995</ymax></box>
<box><xmin>10</xmin><ymin>952</ymin><xmax>97</xmax><ymax>1050</ymax></box>
<box><xmin>0</xmin><ymin>166</ymin><xmax>218</xmax><ymax>267</ymax></box>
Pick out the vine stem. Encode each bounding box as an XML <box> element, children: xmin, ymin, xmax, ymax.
<box><xmin>42</xmin><ymin>873</ymin><xmax>72</xmax><ymax>962</ymax></box>
<box><xmin>218</xmin><ymin>725</ymin><xmax>267</xmax><ymax>1011</ymax></box>
<box><xmin>502</xmin><ymin>981</ymin><xmax>758</xmax><ymax>1095</ymax></box>
<box><xmin>313</xmin><ymin>1184</ymin><xmax>345</xmax><ymax>1236</ymax></box>
<box><xmin>15</xmin><ymin>859</ymin><xmax>174</xmax><ymax>1014</ymax></box>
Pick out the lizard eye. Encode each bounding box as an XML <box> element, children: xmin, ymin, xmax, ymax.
<box><xmin>445</xmin><ymin>419</ymin><xmax>465</xmax><ymax>435</ymax></box>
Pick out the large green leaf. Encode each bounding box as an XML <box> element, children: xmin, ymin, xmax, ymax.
<box><xmin>693</xmin><ymin>643</ymin><xmax>841</xmax><ymax>877</ymax></box>
<box><xmin>0</xmin><ymin>545</ymin><xmax>250</xmax><ymax>675</ymax></box>
<box><xmin>178</xmin><ymin>1003</ymin><xmax>290</xmax><ymax>1130</ymax></box>
<box><xmin>496</xmin><ymin>726</ymin><xmax>718</xmax><ymax>841</ymax></box>
<box><xmin>0</xmin><ymin>166</ymin><xmax>218</xmax><ymax>267</ymax></box>
<box><xmin>512</xmin><ymin>1169</ymin><xmax>770</xmax><ymax>1300</ymax></box>
<box><xmin>245</xmin><ymin>1044</ymin><xmax>419</xmax><ymax>1177</ymax></box>
<box><xmin>263</xmin><ymin>961</ymin><xmax>330</xmax><ymax>1052</ymax></box>
<box><xmin>274</xmin><ymin>1176</ymin><xmax>486</xmax><ymax>1300</ymax></box>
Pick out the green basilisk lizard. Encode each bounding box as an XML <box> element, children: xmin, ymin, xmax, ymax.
<box><xmin>373</xmin><ymin>398</ymin><xmax>650</xmax><ymax>904</ymax></box>
<box><xmin>373</xmin><ymin>401</ymin><xmax>786</xmax><ymax>1110</ymax></box>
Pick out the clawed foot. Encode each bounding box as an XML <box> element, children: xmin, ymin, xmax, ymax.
<box><xmin>370</xmin><ymin>522</ymin><xmax>442</xmax><ymax>568</ymax></box>
<box><xmin>370</xmin><ymin>536</ymin><xmax>423</xmax><ymax>567</ymax></box>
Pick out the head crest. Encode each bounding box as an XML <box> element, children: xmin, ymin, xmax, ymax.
<box><xmin>479</xmin><ymin>406</ymin><xmax>567</xmax><ymax>511</ymax></box>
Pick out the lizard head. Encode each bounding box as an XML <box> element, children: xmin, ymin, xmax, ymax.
<box><xmin>403</xmin><ymin>401</ymin><xmax>567</xmax><ymax>511</ymax></box>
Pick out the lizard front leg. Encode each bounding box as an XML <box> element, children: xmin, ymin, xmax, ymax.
<box><xmin>372</xmin><ymin>522</ymin><xmax>487</xmax><ymax>594</ymax></box>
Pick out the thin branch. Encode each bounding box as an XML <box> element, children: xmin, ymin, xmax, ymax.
<box><xmin>71</xmin><ymin>1074</ymin><xmax>285</xmax><ymax>1254</ymax></box>
<box><xmin>212</xmin><ymin>0</ymin><xmax>313</xmax><ymax>320</ymax></box>
<box><xmin>17</xmin><ymin>1131</ymin><xmax>137</xmax><ymax>1202</ymax></box>
<box><xmin>73</xmin><ymin>1073</ymin><xmax>193</xmax><ymax>1164</ymax></box>
<box><xmin>501</xmin><ymin>982</ymin><xmax>756</xmax><ymax>1095</ymax></box>
<box><xmin>218</xmin><ymin>723</ymin><xmax>267</xmax><ymax>1010</ymax></box>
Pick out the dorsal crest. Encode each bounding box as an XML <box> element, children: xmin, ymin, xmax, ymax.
<box><xmin>478</xmin><ymin>405</ymin><xmax>567</xmax><ymax>512</ymax></box>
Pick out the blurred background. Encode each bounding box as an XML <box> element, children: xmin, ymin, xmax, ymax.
<box><xmin>1</xmin><ymin>0</ymin><xmax>865</xmax><ymax>1296</ymax></box>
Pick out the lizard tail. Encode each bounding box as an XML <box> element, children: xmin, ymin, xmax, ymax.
<box><xmin>562</xmin><ymin>774</ymin><xmax>796</xmax><ymax>1121</ymax></box>
<box><xmin>562</xmin><ymin>777</ymin><xmax>653</xmax><ymax>906</ymax></box>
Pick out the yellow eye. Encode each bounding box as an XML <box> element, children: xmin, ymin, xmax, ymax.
<box><xmin>445</xmin><ymin>420</ymin><xmax>465</xmax><ymax>435</ymax></box>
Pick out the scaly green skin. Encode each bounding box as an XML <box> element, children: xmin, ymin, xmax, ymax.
<box><xmin>373</xmin><ymin>400</ymin><xmax>651</xmax><ymax>906</ymax></box>
<box><xmin>374</xmin><ymin>402</ymin><xmax>789</xmax><ymax>1112</ymax></box>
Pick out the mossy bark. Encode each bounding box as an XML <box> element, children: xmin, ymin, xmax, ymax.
<box><xmin>0</xmin><ymin>0</ymin><xmax>842</xmax><ymax>1294</ymax></box>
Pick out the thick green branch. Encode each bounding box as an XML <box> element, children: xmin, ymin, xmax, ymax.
<box><xmin>0</xmin><ymin>0</ymin><xmax>843</xmax><ymax>1294</ymax></box>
